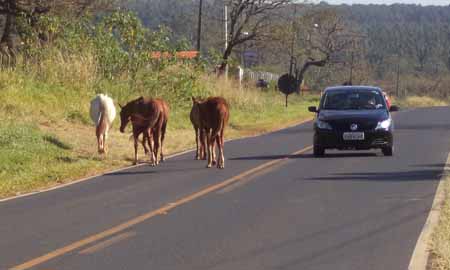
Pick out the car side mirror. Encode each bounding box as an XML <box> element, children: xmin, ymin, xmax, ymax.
<box><xmin>389</xmin><ymin>105</ymin><xmax>399</xmax><ymax>112</ymax></box>
<box><xmin>308</xmin><ymin>106</ymin><xmax>318</xmax><ymax>113</ymax></box>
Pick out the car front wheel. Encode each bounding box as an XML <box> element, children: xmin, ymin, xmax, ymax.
<box><xmin>382</xmin><ymin>146</ymin><xmax>393</xmax><ymax>156</ymax></box>
<box><xmin>314</xmin><ymin>144</ymin><xmax>325</xmax><ymax>157</ymax></box>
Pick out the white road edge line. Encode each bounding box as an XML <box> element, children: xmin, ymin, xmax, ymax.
<box><xmin>0</xmin><ymin>119</ymin><xmax>313</xmax><ymax>204</ymax></box>
<box><xmin>408</xmin><ymin>153</ymin><xmax>449</xmax><ymax>270</ymax></box>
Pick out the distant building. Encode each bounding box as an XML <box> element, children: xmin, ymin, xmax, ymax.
<box><xmin>150</xmin><ymin>51</ymin><xmax>199</xmax><ymax>59</ymax></box>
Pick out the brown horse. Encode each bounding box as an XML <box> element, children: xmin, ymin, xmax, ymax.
<box><xmin>119</xmin><ymin>97</ymin><xmax>163</xmax><ymax>166</ymax></box>
<box><xmin>145</xmin><ymin>98</ymin><xmax>169</xmax><ymax>164</ymax></box>
<box><xmin>137</xmin><ymin>99</ymin><xmax>169</xmax><ymax>164</ymax></box>
<box><xmin>190</xmin><ymin>97</ymin><xmax>206</xmax><ymax>160</ymax></box>
<box><xmin>192</xmin><ymin>96</ymin><xmax>229</xmax><ymax>169</ymax></box>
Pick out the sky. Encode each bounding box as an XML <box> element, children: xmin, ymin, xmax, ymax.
<box><xmin>312</xmin><ymin>0</ymin><xmax>449</xmax><ymax>5</ymax></box>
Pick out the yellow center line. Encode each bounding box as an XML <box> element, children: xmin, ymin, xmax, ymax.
<box><xmin>10</xmin><ymin>145</ymin><xmax>313</xmax><ymax>270</ymax></box>
<box><xmin>217</xmin><ymin>154</ymin><xmax>296</xmax><ymax>194</ymax></box>
<box><xmin>78</xmin><ymin>232</ymin><xmax>136</xmax><ymax>255</ymax></box>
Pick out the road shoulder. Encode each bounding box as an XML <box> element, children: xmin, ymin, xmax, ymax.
<box><xmin>409</xmin><ymin>153</ymin><xmax>449</xmax><ymax>270</ymax></box>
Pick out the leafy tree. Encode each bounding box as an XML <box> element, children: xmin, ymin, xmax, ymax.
<box><xmin>0</xmin><ymin>0</ymin><xmax>118</xmax><ymax>57</ymax></box>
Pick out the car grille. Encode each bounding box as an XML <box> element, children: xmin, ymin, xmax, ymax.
<box><xmin>329</xmin><ymin>120</ymin><xmax>378</xmax><ymax>132</ymax></box>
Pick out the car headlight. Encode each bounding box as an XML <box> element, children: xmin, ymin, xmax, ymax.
<box><xmin>316</xmin><ymin>120</ymin><xmax>333</xmax><ymax>130</ymax></box>
<box><xmin>376</xmin><ymin>118</ymin><xmax>392</xmax><ymax>130</ymax></box>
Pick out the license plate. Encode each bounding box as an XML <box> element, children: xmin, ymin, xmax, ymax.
<box><xmin>343</xmin><ymin>132</ymin><xmax>365</xmax><ymax>140</ymax></box>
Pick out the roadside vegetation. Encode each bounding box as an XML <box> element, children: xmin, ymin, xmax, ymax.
<box><xmin>0</xmin><ymin>10</ymin><xmax>318</xmax><ymax>198</ymax></box>
<box><xmin>431</xmin><ymin>175</ymin><xmax>450</xmax><ymax>270</ymax></box>
<box><xmin>2</xmin><ymin>8</ymin><xmax>450</xmax><ymax>266</ymax></box>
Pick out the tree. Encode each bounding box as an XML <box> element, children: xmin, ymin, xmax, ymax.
<box><xmin>0</xmin><ymin>0</ymin><xmax>118</xmax><ymax>57</ymax></box>
<box><xmin>274</xmin><ymin>6</ymin><xmax>353</xmax><ymax>96</ymax></box>
<box><xmin>217</xmin><ymin>0</ymin><xmax>291</xmax><ymax>75</ymax></box>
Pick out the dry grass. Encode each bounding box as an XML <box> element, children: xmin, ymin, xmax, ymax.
<box><xmin>430</xmin><ymin>175</ymin><xmax>450</xmax><ymax>270</ymax></box>
<box><xmin>393</xmin><ymin>96</ymin><xmax>449</xmax><ymax>108</ymax></box>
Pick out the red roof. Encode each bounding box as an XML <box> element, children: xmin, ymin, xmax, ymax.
<box><xmin>150</xmin><ymin>51</ymin><xmax>199</xmax><ymax>59</ymax></box>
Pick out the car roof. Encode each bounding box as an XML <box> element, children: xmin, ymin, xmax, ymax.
<box><xmin>323</xmin><ymin>86</ymin><xmax>383</xmax><ymax>93</ymax></box>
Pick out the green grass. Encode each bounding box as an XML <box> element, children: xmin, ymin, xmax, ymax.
<box><xmin>0</xmin><ymin>122</ymin><xmax>87</xmax><ymax>196</ymax></box>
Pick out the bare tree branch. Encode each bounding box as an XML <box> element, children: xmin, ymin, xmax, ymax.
<box><xmin>219</xmin><ymin>0</ymin><xmax>291</xmax><ymax>74</ymax></box>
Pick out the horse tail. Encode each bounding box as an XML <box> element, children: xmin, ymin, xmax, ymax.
<box><xmin>90</xmin><ymin>95</ymin><xmax>101</xmax><ymax>125</ymax></box>
<box><xmin>99</xmin><ymin>94</ymin><xmax>116</xmax><ymax>126</ymax></box>
<box><xmin>211</xmin><ymin>113</ymin><xmax>224</xmax><ymax>140</ymax></box>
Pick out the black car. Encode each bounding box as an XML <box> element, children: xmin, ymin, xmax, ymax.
<box><xmin>308</xmin><ymin>86</ymin><xmax>399</xmax><ymax>157</ymax></box>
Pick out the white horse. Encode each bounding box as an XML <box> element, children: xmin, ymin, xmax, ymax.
<box><xmin>90</xmin><ymin>94</ymin><xmax>116</xmax><ymax>154</ymax></box>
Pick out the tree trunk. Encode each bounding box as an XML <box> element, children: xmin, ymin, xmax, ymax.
<box><xmin>0</xmin><ymin>12</ymin><xmax>18</xmax><ymax>63</ymax></box>
<box><xmin>218</xmin><ymin>42</ymin><xmax>234</xmax><ymax>78</ymax></box>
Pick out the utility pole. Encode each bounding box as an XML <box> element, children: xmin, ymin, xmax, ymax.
<box><xmin>196</xmin><ymin>0</ymin><xmax>203</xmax><ymax>54</ymax></box>
<box><xmin>289</xmin><ymin>4</ymin><xmax>297</xmax><ymax>77</ymax></box>
<box><xmin>224</xmin><ymin>4</ymin><xmax>228</xmax><ymax>78</ymax></box>
<box><xmin>349</xmin><ymin>51</ymin><xmax>354</xmax><ymax>84</ymax></box>
<box><xmin>224</xmin><ymin>5</ymin><xmax>228</xmax><ymax>51</ymax></box>
<box><xmin>396</xmin><ymin>56</ymin><xmax>400</xmax><ymax>97</ymax></box>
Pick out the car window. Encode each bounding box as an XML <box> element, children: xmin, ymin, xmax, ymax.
<box><xmin>321</xmin><ymin>90</ymin><xmax>386</xmax><ymax>110</ymax></box>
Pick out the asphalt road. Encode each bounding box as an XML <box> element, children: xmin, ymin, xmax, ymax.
<box><xmin>2</xmin><ymin>107</ymin><xmax>450</xmax><ymax>270</ymax></box>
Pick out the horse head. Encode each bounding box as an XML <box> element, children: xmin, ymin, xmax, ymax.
<box><xmin>119</xmin><ymin>102</ymin><xmax>132</xmax><ymax>133</ymax></box>
<box><xmin>119</xmin><ymin>97</ymin><xmax>147</xmax><ymax>133</ymax></box>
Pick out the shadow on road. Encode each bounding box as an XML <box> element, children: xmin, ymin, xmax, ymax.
<box><xmin>275</xmin><ymin>127</ymin><xmax>313</xmax><ymax>134</ymax></box>
<box><xmin>304</xmin><ymin>169</ymin><xmax>445</xmax><ymax>182</ymax></box>
<box><xmin>105</xmin><ymin>170</ymin><xmax>158</xmax><ymax>176</ymax></box>
<box><xmin>396</xmin><ymin>124</ymin><xmax>450</xmax><ymax>131</ymax></box>
<box><xmin>230</xmin><ymin>152</ymin><xmax>377</xmax><ymax>161</ymax></box>
<box><xmin>411</xmin><ymin>163</ymin><xmax>449</xmax><ymax>168</ymax></box>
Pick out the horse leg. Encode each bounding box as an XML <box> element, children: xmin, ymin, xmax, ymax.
<box><xmin>96</xmin><ymin>133</ymin><xmax>102</xmax><ymax>154</ymax></box>
<box><xmin>194</xmin><ymin>127</ymin><xmax>199</xmax><ymax>160</ymax></box>
<box><xmin>206</xmin><ymin>129</ymin><xmax>213</xmax><ymax>168</ymax></box>
<box><xmin>96</xmin><ymin>124</ymin><xmax>104</xmax><ymax>154</ymax></box>
<box><xmin>133</xmin><ymin>134</ymin><xmax>139</xmax><ymax>165</ymax></box>
<box><xmin>218</xmin><ymin>128</ymin><xmax>225</xmax><ymax>169</ymax></box>
<box><xmin>103</xmin><ymin>126</ymin><xmax>109</xmax><ymax>154</ymax></box>
<box><xmin>211</xmin><ymin>138</ymin><xmax>217</xmax><ymax>166</ymax></box>
<box><xmin>143</xmin><ymin>128</ymin><xmax>154</xmax><ymax>166</ymax></box>
<box><xmin>153</xmin><ymin>128</ymin><xmax>161</xmax><ymax>166</ymax></box>
<box><xmin>142</xmin><ymin>132</ymin><xmax>149</xmax><ymax>155</ymax></box>
<box><xmin>160</xmin><ymin>121</ymin><xmax>167</xmax><ymax>162</ymax></box>
<box><xmin>200</xmin><ymin>128</ymin><xmax>207</xmax><ymax>160</ymax></box>
<box><xmin>211</xmin><ymin>130</ymin><xmax>217</xmax><ymax>166</ymax></box>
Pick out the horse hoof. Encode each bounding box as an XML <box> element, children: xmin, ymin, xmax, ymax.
<box><xmin>206</xmin><ymin>164</ymin><xmax>212</xmax><ymax>168</ymax></box>
<box><xmin>212</xmin><ymin>160</ymin><xmax>217</xmax><ymax>166</ymax></box>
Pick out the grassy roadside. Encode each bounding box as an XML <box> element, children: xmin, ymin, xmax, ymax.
<box><xmin>394</xmin><ymin>95</ymin><xmax>450</xmax><ymax>270</ymax></box>
<box><xmin>392</xmin><ymin>95</ymin><xmax>449</xmax><ymax>108</ymax></box>
<box><xmin>0</xmin><ymin>72</ymin><xmax>318</xmax><ymax>199</ymax></box>
<box><xmin>430</xmin><ymin>172</ymin><xmax>450</xmax><ymax>270</ymax></box>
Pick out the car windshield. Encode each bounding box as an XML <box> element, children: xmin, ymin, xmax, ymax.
<box><xmin>321</xmin><ymin>90</ymin><xmax>386</xmax><ymax>110</ymax></box>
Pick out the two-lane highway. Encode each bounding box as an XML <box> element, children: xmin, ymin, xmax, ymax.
<box><xmin>2</xmin><ymin>107</ymin><xmax>450</xmax><ymax>270</ymax></box>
